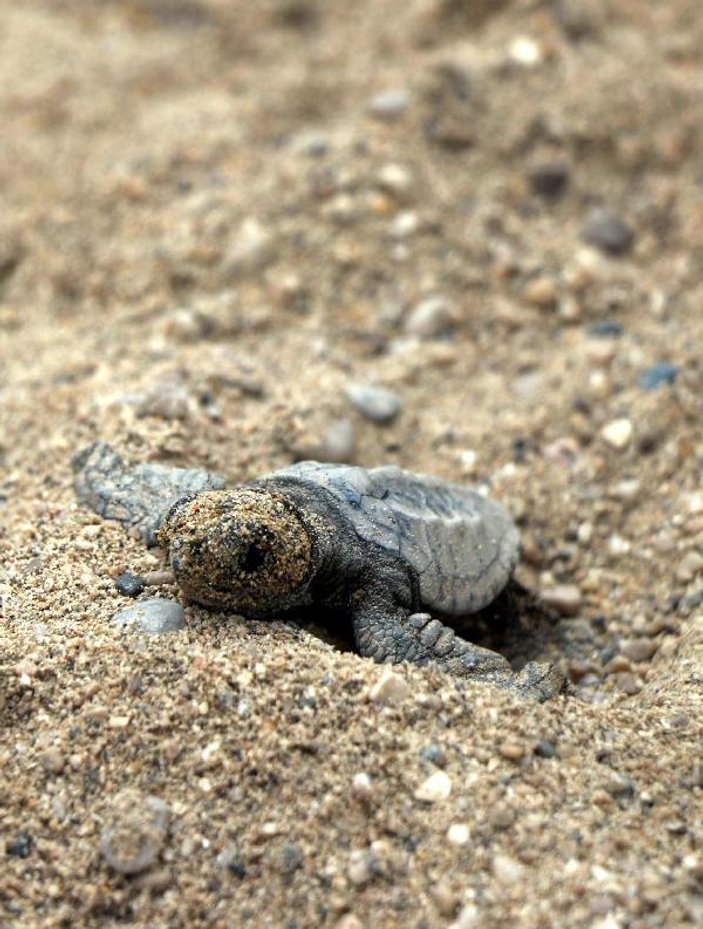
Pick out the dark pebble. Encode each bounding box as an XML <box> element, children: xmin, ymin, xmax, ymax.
<box><xmin>228</xmin><ymin>860</ymin><xmax>247</xmax><ymax>879</ymax></box>
<box><xmin>639</xmin><ymin>362</ymin><xmax>679</xmax><ymax>390</ymax></box>
<box><xmin>278</xmin><ymin>842</ymin><xmax>304</xmax><ymax>875</ymax></box>
<box><xmin>534</xmin><ymin>739</ymin><xmax>558</xmax><ymax>759</ymax></box>
<box><xmin>115</xmin><ymin>572</ymin><xmax>146</xmax><ymax>598</ymax></box>
<box><xmin>7</xmin><ymin>833</ymin><xmax>33</xmax><ymax>858</ymax></box>
<box><xmin>580</xmin><ymin>208</ymin><xmax>635</xmax><ymax>256</ymax></box>
<box><xmin>528</xmin><ymin>161</ymin><xmax>571</xmax><ymax>198</ymax></box>
<box><xmin>588</xmin><ymin>319</ymin><xmax>623</xmax><ymax>338</ymax></box>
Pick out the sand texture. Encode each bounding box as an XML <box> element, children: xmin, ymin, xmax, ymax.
<box><xmin>1</xmin><ymin>2</ymin><xmax>702</xmax><ymax>927</ymax></box>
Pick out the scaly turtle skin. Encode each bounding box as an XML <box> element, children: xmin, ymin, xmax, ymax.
<box><xmin>74</xmin><ymin>444</ymin><xmax>565</xmax><ymax>700</ymax></box>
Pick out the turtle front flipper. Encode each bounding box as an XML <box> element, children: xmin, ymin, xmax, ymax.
<box><xmin>72</xmin><ymin>441</ymin><xmax>226</xmax><ymax>545</ymax></box>
<box><xmin>350</xmin><ymin>593</ymin><xmax>564</xmax><ymax>702</ymax></box>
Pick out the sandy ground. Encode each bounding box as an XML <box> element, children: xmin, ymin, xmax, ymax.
<box><xmin>1</xmin><ymin>1</ymin><xmax>702</xmax><ymax>927</ymax></box>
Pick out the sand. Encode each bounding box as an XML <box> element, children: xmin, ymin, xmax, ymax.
<box><xmin>1</xmin><ymin>1</ymin><xmax>702</xmax><ymax>926</ymax></box>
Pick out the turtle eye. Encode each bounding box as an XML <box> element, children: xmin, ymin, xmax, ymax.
<box><xmin>238</xmin><ymin>543</ymin><xmax>268</xmax><ymax>573</ymax></box>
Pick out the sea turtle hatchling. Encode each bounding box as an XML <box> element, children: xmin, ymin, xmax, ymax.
<box><xmin>73</xmin><ymin>442</ymin><xmax>566</xmax><ymax>700</ymax></box>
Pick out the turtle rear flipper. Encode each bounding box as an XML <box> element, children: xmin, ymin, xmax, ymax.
<box><xmin>350</xmin><ymin>590</ymin><xmax>560</xmax><ymax>701</ymax></box>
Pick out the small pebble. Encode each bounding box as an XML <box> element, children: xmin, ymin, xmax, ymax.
<box><xmin>291</xmin><ymin>129</ymin><xmax>329</xmax><ymax>157</ymax></box>
<box><xmin>684</xmin><ymin>492</ymin><xmax>703</xmax><ymax>516</ymax></box>
<box><xmin>115</xmin><ymin>572</ymin><xmax>146</xmax><ymax>598</ymax></box>
<box><xmin>580</xmin><ymin>208</ymin><xmax>635</xmax><ymax>256</ymax></box>
<box><xmin>6</xmin><ymin>833</ymin><xmax>33</xmax><ymax>858</ymax></box>
<box><xmin>112</xmin><ymin>599</ymin><xmax>185</xmax><ymax>635</ymax></box>
<box><xmin>608</xmin><ymin>534</ymin><xmax>631</xmax><ymax>556</ymax></box>
<box><xmin>144</xmin><ymin>569</ymin><xmax>176</xmax><ymax>587</ymax></box>
<box><xmin>492</xmin><ymin>853</ymin><xmax>526</xmax><ymax>886</ymax></box>
<box><xmin>446</xmin><ymin>823</ymin><xmax>470</xmax><ymax>846</ymax></box>
<box><xmin>528</xmin><ymin>161</ymin><xmax>570</xmax><ymax>199</ymax></box>
<box><xmin>405</xmin><ymin>296</ymin><xmax>457</xmax><ymax>338</ymax></box>
<box><xmin>347</xmin><ymin>384</ymin><xmax>402</xmax><ymax>424</ymax></box>
<box><xmin>540</xmin><ymin>584</ymin><xmax>582</xmax><ymax>617</ymax></box>
<box><xmin>613</xmin><ymin>672</ymin><xmax>642</xmax><ymax>695</ymax></box>
<box><xmin>351</xmin><ymin>772</ymin><xmax>373</xmax><ymax>802</ymax></box>
<box><xmin>639</xmin><ymin>362</ymin><xmax>680</xmax><ymax>390</ymax></box>
<box><xmin>320</xmin><ymin>418</ymin><xmax>356</xmax><ymax>463</ymax></box>
<box><xmin>335</xmin><ymin>916</ymin><xmax>364</xmax><ymax>929</ymax></box>
<box><xmin>586</xmin><ymin>339</ymin><xmax>618</xmax><ymax>367</ymax></box>
<box><xmin>676</xmin><ymin>550</ymin><xmax>703</xmax><ymax>584</ymax></box>
<box><xmin>522</xmin><ymin>276</ymin><xmax>558</xmax><ymax>309</ymax></box>
<box><xmin>278</xmin><ymin>842</ymin><xmax>304</xmax><ymax>875</ymax></box>
<box><xmin>368</xmin><ymin>666</ymin><xmax>411</xmax><ymax>705</ymax></box>
<box><xmin>534</xmin><ymin>739</ymin><xmax>558</xmax><ymax>759</ymax></box>
<box><xmin>377</xmin><ymin>163</ymin><xmax>414</xmax><ymax>198</ymax></box>
<box><xmin>508</xmin><ymin>36</ymin><xmax>543</xmax><ymax>67</ymax></box>
<box><xmin>604</xmin><ymin>772</ymin><xmax>635</xmax><ymax>799</ymax></box>
<box><xmin>619</xmin><ymin>638</ymin><xmax>658</xmax><ymax>663</ymax></box>
<box><xmin>100</xmin><ymin>794</ymin><xmax>171</xmax><ymax>876</ymax></box>
<box><xmin>37</xmin><ymin>748</ymin><xmax>65</xmax><ymax>774</ymax></box>
<box><xmin>414</xmin><ymin>770</ymin><xmax>452</xmax><ymax>803</ymax></box>
<box><xmin>137</xmin><ymin>382</ymin><xmax>192</xmax><ymax>421</ymax></box>
<box><xmin>225</xmin><ymin>218</ymin><xmax>275</xmax><ymax>277</ymax></box>
<box><xmin>347</xmin><ymin>849</ymin><xmax>376</xmax><ymax>886</ymax></box>
<box><xmin>601</xmin><ymin>418</ymin><xmax>633</xmax><ymax>450</ymax></box>
<box><xmin>588</xmin><ymin>320</ymin><xmax>623</xmax><ymax>338</ymax></box>
<box><xmin>367</xmin><ymin>89</ymin><xmax>410</xmax><ymax>121</ymax></box>
<box><xmin>498</xmin><ymin>742</ymin><xmax>525</xmax><ymax>762</ymax></box>
<box><xmin>609</xmin><ymin>479</ymin><xmax>640</xmax><ymax>501</ymax></box>
<box><xmin>390</xmin><ymin>210</ymin><xmax>420</xmax><ymax>238</ymax></box>
<box><xmin>420</xmin><ymin>744</ymin><xmax>445</xmax><ymax>767</ymax></box>
<box><xmin>489</xmin><ymin>804</ymin><xmax>516</xmax><ymax>830</ymax></box>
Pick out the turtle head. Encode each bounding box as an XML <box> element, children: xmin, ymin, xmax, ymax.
<box><xmin>156</xmin><ymin>489</ymin><xmax>314</xmax><ymax>614</ymax></box>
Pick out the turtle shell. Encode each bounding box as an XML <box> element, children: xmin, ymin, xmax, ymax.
<box><xmin>264</xmin><ymin>462</ymin><xmax>520</xmax><ymax>615</ymax></box>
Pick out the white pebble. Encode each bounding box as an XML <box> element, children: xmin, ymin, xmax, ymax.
<box><xmin>446</xmin><ymin>823</ymin><xmax>470</xmax><ymax>846</ymax></box>
<box><xmin>577</xmin><ymin>521</ymin><xmax>593</xmax><ymax>544</ymax></box>
<box><xmin>390</xmin><ymin>210</ymin><xmax>420</xmax><ymax>238</ymax></box>
<box><xmin>367</xmin><ymin>89</ymin><xmax>410</xmax><ymax>120</ymax></box>
<box><xmin>414</xmin><ymin>770</ymin><xmax>452</xmax><ymax>803</ymax></box>
<box><xmin>377</xmin><ymin>163</ymin><xmax>414</xmax><ymax>197</ymax></box>
<box><xmin>405</xmin><ymin>296</ymin><xmax>457</xmax><ymax>338</ymax></box>
<box><xmin>608</xmin><ymin>534</ymin><xmax>631</xmax><ymax>556</ymax></box>
<box><xmin>601</xmin><ymin>418</ymin><xmax>633</xmax><ymax>450</ymax></box>
<box><xmin>225</xmin><ymin>218</ymin><xmax>275</xmax><ymax>277</ymax></box>
<box><xmin>351</xmin><ymin>772</ymin><xmax>373</xmax><ymax>801</ymax></box>
<box><xmin>347</xmin><ymin>849</ymin><xmax>374</xmax><ymax>886</ymax></box>
<box><xmin>347</xmin><ymin>384</ymin><xmax>401</xmax><ymax>424</ymax></box>
<box><xmin>684</xmin><ymin>492</ymin><xmax>703</xmax><ymax>516</ymax></box>
<box><xmin>492</xmin><ymin>853</ymin><xmax>526</xmax><ymax>886</ymax></box>
<box><xmin>508</xmin><ymin>36</ymin><xmax>543</xmax><ymax>66</ymax></box>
